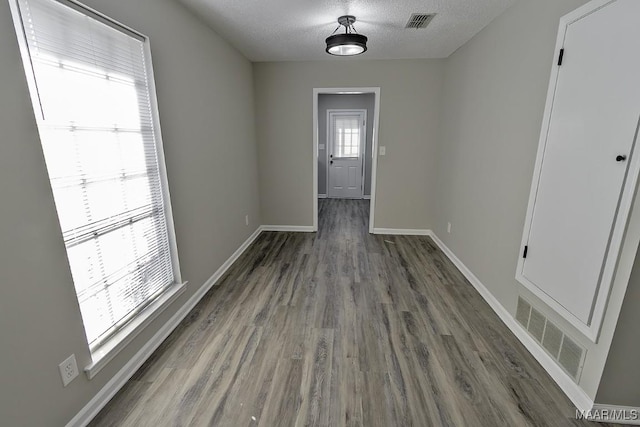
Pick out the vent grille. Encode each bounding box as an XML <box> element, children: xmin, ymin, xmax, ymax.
<box><xmin>515</xmin><ymin>298</ymin><xmax>531</xmax><ymax>326</ymax></box>
<box><xmin>542</xmin><ymin>322</ymin><xmax>562</xmax><ymax>359</ymax></box>
<box><xmin>529</xmin><ymin>308</ymin><xmax>546</xmax><ymax>341</ymax></box>
<box><xmin>515</xmin><ymin>296</ymin><xmax>586</xmax><ymax>381</ymax></box>
<box><xmin>405</xmin><ymin>13</ymin><xmax>435</xmax><ymax>29</ymax></box>
<box><xmin>559</xmin><ymin>336</ymin><xmax>584</xmax><ymax>379</ymax></box>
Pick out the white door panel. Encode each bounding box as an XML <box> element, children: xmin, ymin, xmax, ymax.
<box><xmin>330</xmin><ymin>165</ymin><xmax>345</xmax><ymax>191</ymax></box>
<box><xmin>347</xmin><ymin>166</ymin><xmax>359</xmax><ymax>189</ymax></box>
<box><xmin>520</xmin><ymin>0</ymin><xmax>640</xmax><ymax>327</ymax></box>
<box><xmin>328</xmin><ymin>110</ymin><xmax>366</xmax><ymax>198</ymax></box>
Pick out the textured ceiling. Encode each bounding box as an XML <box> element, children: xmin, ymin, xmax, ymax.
<box><xmin>178</xmin><ymin>0</ymin><xmax>516</xmax><ymax>62</ymax></box>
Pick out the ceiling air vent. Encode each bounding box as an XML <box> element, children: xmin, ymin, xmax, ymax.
<box><xmin>405</xmin><ymin>13</ymin><xmax>435</xmax><ymax>29</ymax></box>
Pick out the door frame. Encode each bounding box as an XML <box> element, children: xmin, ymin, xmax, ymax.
<box><xmin>515</xmin><ymin>0</ymin><xmax>640</xmax><ymax>342</ymax></box>
<box><xmin>326</xmin><ymin>109</ymin><xmax>367</xmax><ymax>199</ymax></box>
<box><xmin>313</xmin><ymin>87</ymin><xmax>381</xmax><ymax>233</ymax></box>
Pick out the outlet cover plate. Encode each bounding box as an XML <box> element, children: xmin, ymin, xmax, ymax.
<box><xmin>59</xmin><ymin>354</ymin><xmax>79</xmax><ymax>387</ymax></box>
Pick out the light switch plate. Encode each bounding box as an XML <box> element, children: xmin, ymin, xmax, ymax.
<box><xmin>379</xmin><ymin>146</ymin><xmax>386</xmax><ymax>156</ymax></box>
<box><xmin>319</xmin><ymin>143</ymin><xmax>325</xmax><ymax>150</ymax></box>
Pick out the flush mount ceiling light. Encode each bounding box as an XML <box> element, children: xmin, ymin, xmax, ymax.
<box><xmin>325</xmin><ymin>15</ymin><xmax>368</xmax><ymax>56</ymax></box>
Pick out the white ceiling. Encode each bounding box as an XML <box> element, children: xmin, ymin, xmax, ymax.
<box><xmin>179</xmin><ymin>0</ymin><xmax>517</xmax><ymax>62</ymax></box>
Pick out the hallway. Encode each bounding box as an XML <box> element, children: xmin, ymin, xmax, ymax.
<box><xmin>91</xmin><ymin>199</ymin><xmax>593</xmax><ymax>426</ymax></box>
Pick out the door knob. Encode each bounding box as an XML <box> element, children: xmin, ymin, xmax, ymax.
<box><xmin>330</xmin><ymin>160</ymin><xmax>333</xmax><ymax>165</ymax></box>
<box><xmin>616</xmin><ymin>155</ymin><xmax>627</xmax><ymax>162</ymax></box>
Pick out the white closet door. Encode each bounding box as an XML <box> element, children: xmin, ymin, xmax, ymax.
<box><xmin>521</xmin><ymin>0</ymin><xmax>640</xmax><ymax>325</ymax></box>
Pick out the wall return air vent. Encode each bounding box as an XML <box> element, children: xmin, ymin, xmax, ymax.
<box><xmin>405</xmin><ymin>13</ymin><xmax>436</xmax><ymax>29</ymax></box>
<box><xmin>515</xmin><ymin>297</ymin><xmax>586</xmax><ymax>381</ymax></box>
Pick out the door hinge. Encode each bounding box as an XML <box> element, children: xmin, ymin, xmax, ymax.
<box><xmin>557</xmin><ymin>48</ymin><xmax>565</xmax><ymax>66</ymax></box>
<box><xmin>523</xmin><ymin>245</ymin><xmax>528</xmax><ymax>259</ymax></box>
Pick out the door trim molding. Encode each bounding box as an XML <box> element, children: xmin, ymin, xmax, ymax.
<box><xmin>313</xmin><ymin>87</ymin><xmax>381</xmax><ymax>233</ymax></box>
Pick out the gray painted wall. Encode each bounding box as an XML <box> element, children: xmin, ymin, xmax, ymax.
<box><xmin>0</xmin><ymin>0</ymin><xmax>260</xmax><ymax>425</ymax></box>
<box><xmin>318</xmin><ymin>94</ymin><xmax>375</xmax><ymax>196</ymax></box>
<box><xmin>434</xmin><ymin>0</ymin><xmax>640</xmax><ymax>400</ymax></box>
<box><xmin>254</xmin><ymin>59</ymin><xmax>443</xmax><ymax>229</ymax></box>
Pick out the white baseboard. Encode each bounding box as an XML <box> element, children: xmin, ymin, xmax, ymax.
<box><xmin>206</xmin><ymin>227</ymin><xmax>263</xmax><ymax>288</ymax></box>
<box><xmin>427</xmin><ymin>231</ymin><xmax>595</xmax><ymax>413</ymax></box>
<box><xmin>261</xmin><ymin>225</ymin><xmax>315</xmax><ymax>232</ymax></box>
<box><xmin>66</xmin><ymin>226</ymin><xmax>263</xmax><ymax>427</ymax></box>
<box><xmin>587</xmin><ymin>404</ymin><xmax>640</xmax><ymax>425</ymax></box>
<box><xmin>318</xmin><ymin>195</ymin><xmax>370</xmax><ymax>200</ymax></box>
<box><xmin>373</xmin><ymin>228</ymin><xmax>431</xmax><ymax>236</ymax></box>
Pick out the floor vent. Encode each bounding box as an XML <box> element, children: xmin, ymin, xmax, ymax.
<box><xmin>405</xmin><ymin>13</ymin><xmax>435</xmax><ymax>29</ymax></box>
<box><xmin>515</xmin><ymin>296</ymin><xmax>586</xmax><ymax>381</ymax></box>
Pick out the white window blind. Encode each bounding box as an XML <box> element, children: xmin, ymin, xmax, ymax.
<box><xmin>14</xmin><ymin>0</ymin><xmax>177</xmax><ymax>349</ymax></box>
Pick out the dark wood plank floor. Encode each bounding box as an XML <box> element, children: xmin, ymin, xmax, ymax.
<box><xmin>90</xmin><ymin>199</ymin><xmax>606</xmax><ymax>427</ymax></box>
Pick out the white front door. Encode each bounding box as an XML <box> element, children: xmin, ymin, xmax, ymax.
<box><xmin>328</xmin><ymin>110</ymin><xmax>366</xmax><ymax>198</ymax></box>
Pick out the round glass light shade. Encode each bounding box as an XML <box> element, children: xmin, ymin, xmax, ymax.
<box><xmin>325</xmin><ymin>34</ymin><xmax>368</xmax><ymax>56</ymax></box>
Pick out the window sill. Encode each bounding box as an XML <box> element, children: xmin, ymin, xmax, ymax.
<box><xmin>84</xmin><ymin>281</ymin><xmax>187</xmax><ymax>380</ymax></box>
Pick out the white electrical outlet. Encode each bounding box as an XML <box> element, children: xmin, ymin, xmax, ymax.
<box><xmin>447</xmin><ymin>222</ymin><xmax>452</xmax><ymax>233</ymax></box>
<box><xmin>245</xmin><ymin>215</ymin><xmax>249</xmax><ymax>226</ymax></box>
<box><xmin>379</xmin><ymin>146</ymin><xmax>386</xmax><ymax>156</ymax></box>
<box><xmin>58</xmin><ymin>354</ymin><xmax>79</xmax><ymax>387</ymax></box>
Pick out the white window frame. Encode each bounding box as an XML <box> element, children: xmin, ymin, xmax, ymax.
<box><xmin>8</xmin><ymin>0</ymin><xmax>185</xmax><ymax>378</ymax></box>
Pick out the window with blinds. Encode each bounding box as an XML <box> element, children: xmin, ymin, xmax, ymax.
<box><xmin>11</xmin><ymin>0</ymin><xmax>179</xmax><ymax>349</ymax></box>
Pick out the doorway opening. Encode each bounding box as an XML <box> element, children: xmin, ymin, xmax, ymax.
<box><xmin>312</xmin><ymin>88</ymin><xmax>381</xmax><ymax>233</ymax></box>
